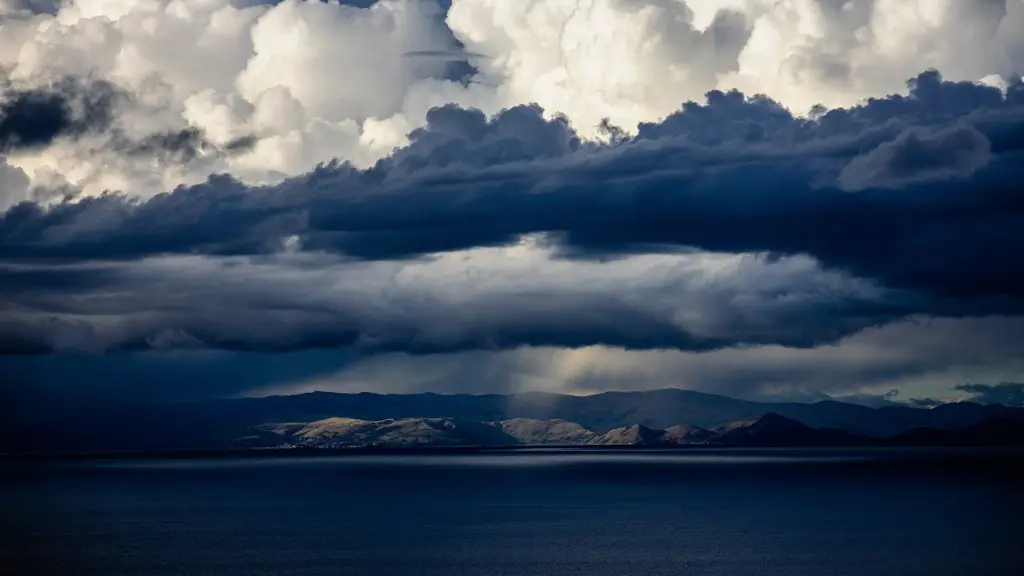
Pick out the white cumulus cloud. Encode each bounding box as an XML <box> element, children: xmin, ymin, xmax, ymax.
<box><xmin>0</xmin><ymin>0</ymin><xmax>1021</xmax><ymax>199</ymax></box>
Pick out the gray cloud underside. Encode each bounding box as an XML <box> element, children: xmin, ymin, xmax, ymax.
<box><xmin>2</xmin><ymin>71</ymin><xmax>1024</xmax><ymax>356</ymax></box>
<box><xmin>4</xmin><ymin>316</ymin><xmax>1022</xmax><ymax>404</ymax></box>
<box><xmin>261</xmin><ymin>315</ymin><xmax>1024</xmax><ymax>400</ymax></box>
<box><xmin>0</xmin><ymin>249</ymin><xmax>908</xmax><ymax>354</ymax></box>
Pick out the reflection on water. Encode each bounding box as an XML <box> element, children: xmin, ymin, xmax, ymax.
<box><xmin>41</xmin><ymin>446</ymin><xmax>1021</xmax><ymax>470</ymax></box>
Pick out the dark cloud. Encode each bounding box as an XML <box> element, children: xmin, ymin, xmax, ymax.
<box><xmin>404</xmin><ymin>50</ymin><xmax>487</xmax><ymax>59</ymax></box>
<box><xmin>110</xmin><ymin>128</ymin><xmax>257</xmax><ymax>163</ymax></box>
<box><xmin>837</xmin><ymin>123</ymin><xmax>991</xmax><ymax>191</ymax></box>
<box><xmin>0</xmin><ymin>76</ymin><xmax>122</xmax><ymax>151</ymax></box>
<box><xmin>404</xmin><ymin>51</ymin><xmax>483</xmax><ymax>86</ymax></box>
<box><xmin>830</xmin><ymin>390</ymin><xmax>902</xmax><ymax>408</ymax></box>
<box><xmin>2</xmin><ymin>71</ymin><xmax>1024</xmax><ymax>357</ymax></box>
<box><xmin>5</xmin><ymin>315</ymin><xmax>1022</xmax><ymax>404</ymax></box>
<box><xmin>0</xmin><ymin>0</ymin><xmax>60</xmax><ymax>18</ymax></box>
<box><xmin>0</xmin><ymin>248</ymin><xmax>910</xmax><ymax>355</ymax></box>
<box><xmin>228</xmin><ymin>0</ymin><xmax>385</xmax><ymax>7</ymax></box>
<box><xmin>0</xmin><ymin>74</ymin><xmax>257</xmax><ymax>161</ymax></box>
<box><xmin>0</xmin><ymin>349</ymin><xmax>359</xmax><ymax>406</ymax></box>
<box><xmin>954</xmin><ymin>382</ymin><xmax>1024</xmax><ymax>407</ymax></box>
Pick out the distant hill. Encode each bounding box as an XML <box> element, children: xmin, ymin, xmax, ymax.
<box><xmin>707</xmin><ymin>413</ymin><xmax>865</xmax><ymax>447</ymax></box>
<box><xmin>591</xmin><ymin>424</ymin><xmax>676</xmax><ymax>446</ymax></box>
<box><xmin>196</xmin><ymin>389</ymin><xmax>1024</xmax><ymax>436</ymax></box>
<box><xmin>4</xmin><ymin>389</ymin><xmax>1024</xmax><ymax>454</ymax></box>
<box><xmin>493</xmin><ymin>418</ymin><xmax>598</xmax><ymax>445</ymax></box>
<box><xmin>888</xmin><ymin>418</ymin><xmax>1024</xmax><ymax>447</ymax></box>
<box><xmin>664</xmin><ymin>424</ymin><xmax>717</xmax><ymax>444</ymax></box>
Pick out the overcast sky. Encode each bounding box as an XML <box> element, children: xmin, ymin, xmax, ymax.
<box><xmin>2</xmin><ymin>0</ymin><xmax>1023</xmax><ymax>406</ymax></box>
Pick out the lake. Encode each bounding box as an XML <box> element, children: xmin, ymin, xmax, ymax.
<box><xmin>3</xmin><ymin>449</ymin><xmax>1022</xmax><ymax>575</ymax></box>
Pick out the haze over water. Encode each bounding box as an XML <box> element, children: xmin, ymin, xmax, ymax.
<box><xmin>3</xmin><ymin>449</ymin><xmax>1022</xmax><ymax>575</ymax></box>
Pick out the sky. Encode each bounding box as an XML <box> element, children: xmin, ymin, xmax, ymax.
<box><xmin>2</xmin><ymin>0</ymin><xmax>1024</xmax><ymax>407</ymax></box>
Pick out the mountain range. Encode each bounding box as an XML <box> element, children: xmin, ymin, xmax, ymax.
<box><xmin>5</xmin><ymin>388</ymin><xmax>1024</xmax><ymax>454</ymax></box>
<box><xmin>233</xmin><ymin>412</ymin><xmax>1024</xmax><ymax>450</ymax></box>
<box><xmin>231</xmin><ymin>413</ymin><xmax>856</xmax><ymax>449</ymax></box>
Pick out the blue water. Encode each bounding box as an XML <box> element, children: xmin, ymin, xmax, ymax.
<box><xmin>3</xmin><ymin>449</ymin><xmax>1022</xmax><ymax>575</ymax></box>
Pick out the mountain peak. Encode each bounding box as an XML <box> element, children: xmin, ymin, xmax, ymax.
<box><xmin>492</xmin><ymin>418</ymin><xmax>597</xmax><ymax>445</ymax></box>
<box><xmin>591</xmin><ymin>423</ymin><xmax>670</xmax><ymax>446</ymax></box>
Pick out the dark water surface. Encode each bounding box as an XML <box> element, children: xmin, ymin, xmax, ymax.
<box><xmin>3</xmin><ymin>449</ymin><xmax>1023</xmax><ymax>575</ymax></box>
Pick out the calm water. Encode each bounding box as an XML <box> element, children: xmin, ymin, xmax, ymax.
<box><xmin>3</xmin><ymin>449</ymin><xmax>1022</xmax><ymax>576</ymax></box>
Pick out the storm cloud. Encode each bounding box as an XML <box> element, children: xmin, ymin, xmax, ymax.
<box><xmin>1</xmin><ymin>71</ymin><xmax>1023</xmax><ymax>362</ymax></box>
<box><xmin>1</xmin><ymin>1</ymin><xmax>1023</xmax><ymax>403</ymax></box>
<box><xmin>3</xmin><ymin>71</ymin><xmax>1023</xmax><ymax>298</ymax></box>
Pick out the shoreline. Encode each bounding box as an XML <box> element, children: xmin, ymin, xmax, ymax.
<box><xmin>5</xmin><ymin>444</ymin><xmax>1024</xmax><ymax>463</ymax></box>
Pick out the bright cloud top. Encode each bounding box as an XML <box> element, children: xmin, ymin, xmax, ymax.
<box><xmin>1</xmin><ymin>0</ymin><xmax>1022</xmax><ymax>201</ymax></box>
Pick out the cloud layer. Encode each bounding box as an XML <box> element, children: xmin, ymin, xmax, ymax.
<box><xmin>1</xmin><ymin>244</ymin><xmax>903</xmax><ymax>355</ymax></box>
<box><xmin>6</xmin><ymin>316</ymin><xmax>1023</xmax><ymax>404</ymax></box>
<box><xmin>4</xmin><ymin>71</ymin><xmax>1023</xmax><ymax>292</ymax></box>
<box><xmin>2</xmin><ymin>1</ymin><xmax>1023</xmax><ymax>401</ymax></box>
